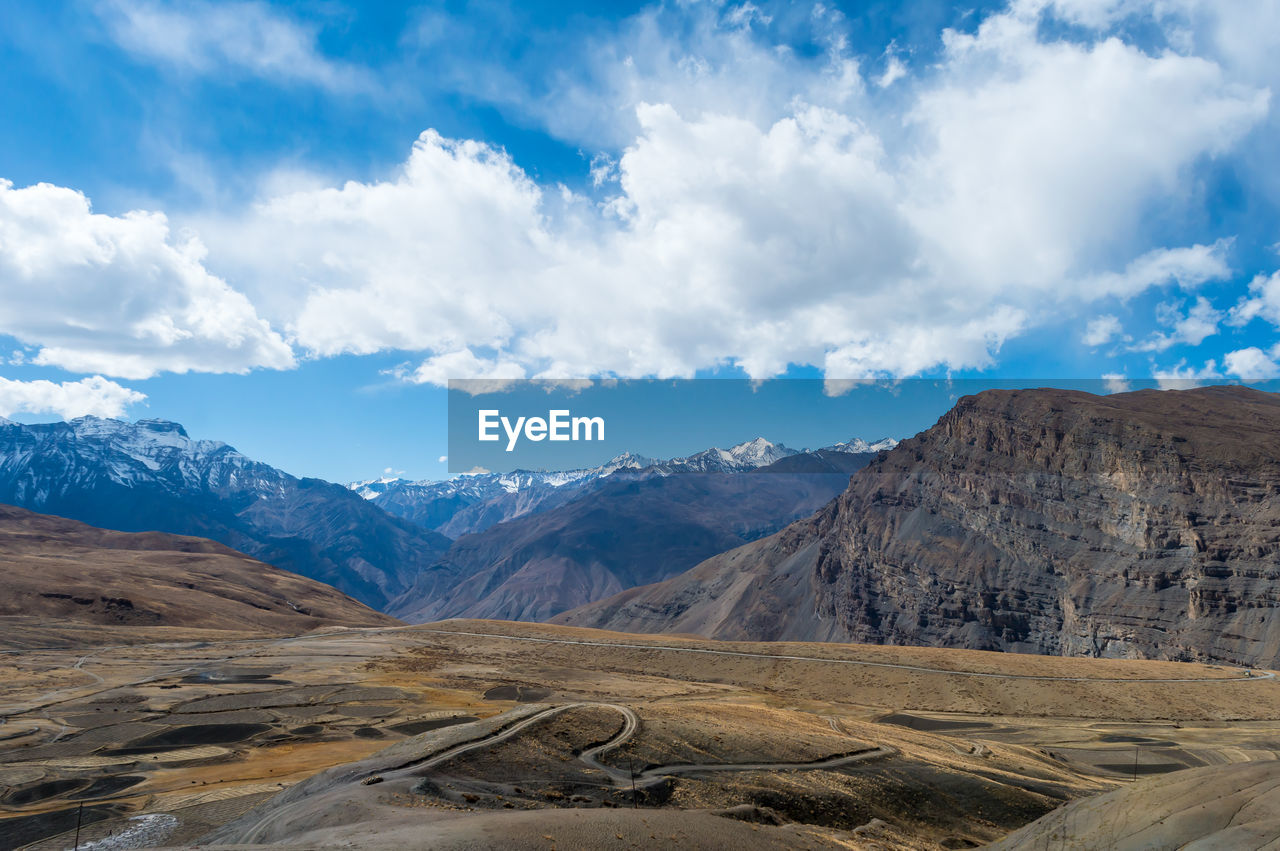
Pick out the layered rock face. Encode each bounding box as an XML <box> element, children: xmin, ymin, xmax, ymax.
<box><xmin>557</xmin><ymin>386</ymin><xmax>1280</xmax><ymax>668</ymax></box>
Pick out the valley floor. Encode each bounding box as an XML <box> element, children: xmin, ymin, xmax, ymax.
<box><xmin>3</xmin><ymin>618</ymin><xmax>1280</xmax><ymax>849</ymax></box>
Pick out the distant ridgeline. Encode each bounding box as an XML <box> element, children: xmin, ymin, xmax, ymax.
<box><xmin>0</xmin><ymin>415</ymin><xmax>893</xmax><ymax>623</ymax></box>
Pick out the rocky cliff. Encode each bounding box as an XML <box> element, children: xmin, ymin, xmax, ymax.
<box><xmin>555</xmin><ymin>386</ymin><xmax>1280</xmax><ymax>668</ymax></box>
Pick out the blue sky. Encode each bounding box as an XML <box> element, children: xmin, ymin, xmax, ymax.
<box><xmin>2</xmin><ymin>0</ymin><xmax>1279</xmax><ymax>482</ymax></box>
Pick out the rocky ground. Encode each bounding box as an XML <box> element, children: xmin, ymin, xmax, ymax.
<box><xmin>3</xmin><ymin>618</ymin><xmax>1280</xmax><ymax>849</ymax></box>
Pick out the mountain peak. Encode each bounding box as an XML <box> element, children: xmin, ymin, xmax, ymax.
<box><xmin>826</xmin><ymin>437</ymin><xmax>899</xmax><ymax>454</ymax></box>
<box><xmin>348</xmin><ymin>476</ymin><xmax>412</xmax><ymax>500</ymax></box>
<box><xmin>603</xmin><ymin>450</ymin><xmax>656</xmax><ymax>469</ymax></box>
<box><xmin>726</xmin><ymin>437</ymin><xmax>794</xmax><ymax>464</ymax></box>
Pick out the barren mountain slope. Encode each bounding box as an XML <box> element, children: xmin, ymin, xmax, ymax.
<box><xmin>390</xmin><ymin>471</ymin><xmax>852</xmax><ymax>623</ymax></box>
<box><xmin>0</xmin><ymin>503</ymin><xmax>397</xmax><ymax>634</ymax></box>
<box><xmin>557</xmin><ymin>386</ymin><xmax>1280</xmax><ymax>667</ymax></box>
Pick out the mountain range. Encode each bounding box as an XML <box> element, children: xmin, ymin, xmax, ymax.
<box><xmin>0</xmin><ymin>417</ymin><xmax>450</xmax><ymax>611</ymax></box>
<box><xmin>352</xmin><ymin>436</ymin><xmax>895</xmax><ymax>538</ymax></box>
<box><xmin>557</xmin><ymin>386</ymin><xmax>1280</xmax><ymax>668</ymax></box>
<box><xmin>387</xmin><ymin>469</ymin><xmax>860</xmax><ymax>622</ymax></box>
<box><xmin>0</xmin><ymin>416</ymin><xmax>896</xmax><ymax>625</ymax></box>
<box><xmin>348</xmin><ymin>436</ymin><xmax>893</xmax><ymax>623</ymax></box>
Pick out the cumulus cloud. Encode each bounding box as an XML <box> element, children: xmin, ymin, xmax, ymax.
<box><xmin>1229</xmin><ymin>271</ymin><xmax>1280</xmax><ymax>327</ymax></box>
<box><xmin>1083</xmin><ymin>315</ymin><xmax>1123</xmax><ymax>346</ymax></box>
<box><xmin>0</xmin><ymin>180</ymin><xmax>294</xmax><ymax>379</ymax></box>
<box><xmin>0</xmin><ymin>375</ymin><xmax>145</xmax><ymax>419</ymax></box>
<box><xmin>1223</xmin><ymin>345</ymin><xmax>1280</xmax><ymax>379</ymax></box>
<box><xmin>197</xmin><ymin>1</ymin><xmax>1264</xmax><ymax>384</ymax></box>
<box><xmin>1079</xmin><ymin>241</ymin><xmax>1234</xmax><ymax>299</ymax></box>
<box><xmin>1130</xmin><ymin>297</ymin><xmax>1222</xmax><ymax>352</ymax></box>
<box><xmin>13</xmin><ymin>0</ymin><xmax>1278</xmax><ymax>384</ymax></box>
<box><xmin>398</xmin><ymin>348</ymin><xmax>528</xmax><ymax>387</ymax></box>
<box><xmin>95</xmin><ymin>0</ymin><xmax>370</xmax><ymax>91</ymax></box>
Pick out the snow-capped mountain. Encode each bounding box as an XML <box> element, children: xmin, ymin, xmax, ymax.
<box><xmin>0</xmin><ymin>417</ymin><xmax>288</xmax><ymax>504</ymax></box>
<box><xmin>350</xmin><ymin>451</ymin><xmax>656</xmax><ymax>502</ymax></box>
<box><xmin>0</xmin><ymin>417</ymin><xmax>450</xmax><ymax>609</ymax></box>
<box><xmin>350</xmin><ymin>451</ymin><xmax>657</xmax><ymax>537</ymax></box>
<box><xmin>350</xmin><ymin>476</ymin><xmax>411</xmax><ymax>500</ymax></box>
<box><xmin>657</xmin><ymin>437</ymin><xmax>798</xmax><ymax>473</ymax></box>
<box><xmin>350</xmin><ymin>436</ymin><xmax>897</xmax><ymax>537</ymax></box>
<box><xmin>824</xmin><ymin>437</ymin><xmax>899</xmax><ymax>454</ymax></box>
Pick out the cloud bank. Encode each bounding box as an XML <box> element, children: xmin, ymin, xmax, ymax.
<box><xmin>3</xmin><ymin>0</ymin><xmax>1278</xmax><ymax>390</ymax></box>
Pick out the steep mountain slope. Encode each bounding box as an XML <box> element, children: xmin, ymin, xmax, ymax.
<box><xmin>389</xmin><ymin>471</ymin><xmax>853</xmax><ymax>623</ymax></box>
<box><xmin>0</xmin><ymin>418</ymin><xmax>450</xmax><ymax>610</ymax></box>
<box><xmin>0</xmin><ymin>503</ymin><xmax>396</xmax><ymax>633</ymax></box>
<box><xmin>556</xmin><ymin>386</ymin><xmax>1280</xmax><ymax>668</ymax></box>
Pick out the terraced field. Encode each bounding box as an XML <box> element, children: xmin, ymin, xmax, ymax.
<box><xmin>4</xmin><ymin>619</ymin><xmax>1280</xmax><ymax>849</ymax></box>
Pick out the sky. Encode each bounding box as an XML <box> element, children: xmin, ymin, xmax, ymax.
<box><xmin>2</xmin><ymin>0</ymin><xmax>1280</xmax><ymax>482</ymax></box>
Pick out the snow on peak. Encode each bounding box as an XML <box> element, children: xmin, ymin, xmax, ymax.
<box><xmin>726</xmin><ymin>437</ymin><xmax>793</xmax><ymax>465</ymax></box>
<box><xmin>826</xmin><ymin>437</ymin><xmax>899</xmax><ymax>454</ymax></box>
<box><xmin>348</xmin><ymin>476</ymin><xmax>412</xmax><ymax>500</ymax></box>
<box><xmin>600</xmin><ymin>451</ymin><xmax>656</xmax><ymax>472</ymax></box>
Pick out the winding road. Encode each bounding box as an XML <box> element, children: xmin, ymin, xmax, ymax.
<box><xmin>239</xmin><ymin>700</ymin><xmax>884</xmax><ymax>845</ymax></box>
<box><xmin>411</xmin><ymin>701</ymin><xmax>895</xmax><ymax>790</ymax></box>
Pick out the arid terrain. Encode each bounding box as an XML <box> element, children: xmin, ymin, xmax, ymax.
<box><xmin>0</xmin><ymin>504</ymin><xmax>397</xmax><ymax>634</ymax></box>
<box><xmin>4</xmin><ymin>618</ymin><xmax>1280</xmax><ymax>849</ymax></box>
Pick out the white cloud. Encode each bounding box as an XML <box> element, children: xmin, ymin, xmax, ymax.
<box><xmin>436</xmin><ymin>455</ymin><xmax>448</xmax><ymax>464</ymax></box>
<box><xmin>10</xmin><ymin>0</ymin><xmax>1274</xmax><ymax>385</ymax></box>
<box><xmin>1130</xmin><ymin>296</ymin><xmax>1222</xmax><ymax>352</ymax></box>
<box><xmin>1229</xmin><ymin>271</ymin><xmax>1280</xmax><ymax>327</ymax></box>
<box><xmin>1223</xmin><ymin>345</ymin><xmax>1280</xmax><ymax>379</ymax></box>
<box><xmin>0</xmin><ymin>180</ymin><xmax>295</xmax><ymax>379</ymax></box>
<box><xmin>1079</xmin><ymin>241</ymin><xmax>1233</xmax><ymax>299</ymax></box>
<box><xmin>96</xmin><ymin>0</ymin><xmax>371</xmax><ymax>91</ymax></box>
<box><xmin>1083</xmin><ymin>315</ymin><xmax>1123</xmax><ymax>346</ymax></box>
<box><xmin>876</xmin><ymin>51</ymin><xmax>907</xmax><ymax>89</ymax></box>
<box><xmin>395</xmin><ymin>349</ymin><xmax>528</xmax><ymax>388</ymax></box>
<box><xmin>193</xmin><ymin>2</ymin><xmax>1264</xmax><ymax>385</ymax></box>
<box><xmin>0</xmin><ymin>375</ymin><xmax>145</xmax><ymax>419</ymax></box>
<box><xmin>904</xmin><ymin>11</ymin><xmax>1263</xmax><ymax>296</ymax></box>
